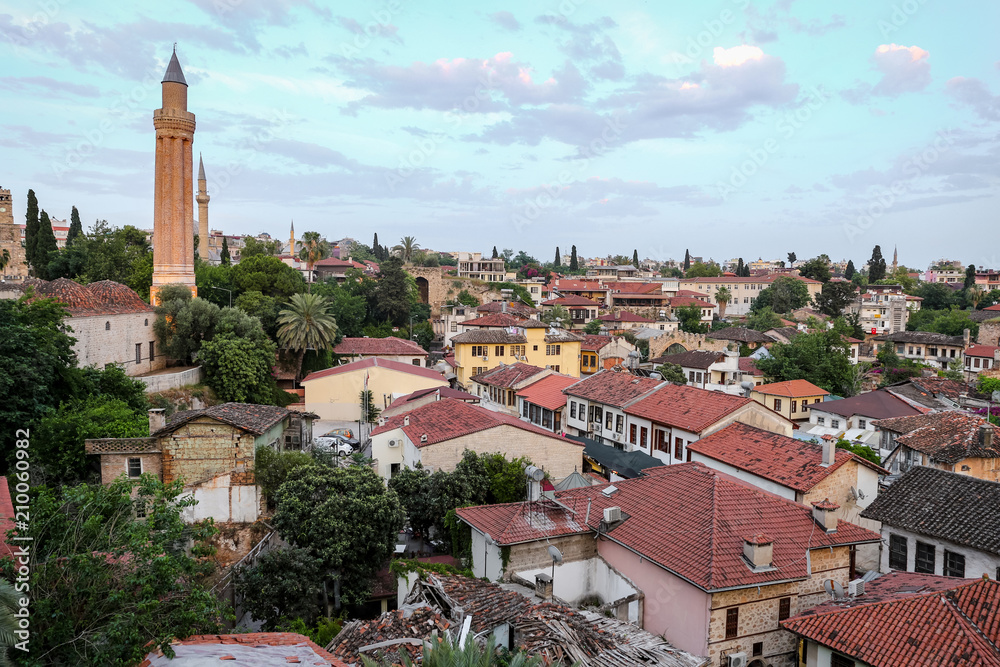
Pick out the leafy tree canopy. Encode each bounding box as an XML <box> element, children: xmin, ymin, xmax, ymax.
<box><xmin>751</xmin><ymin>276</ymin><xmax>811</xmax><ymax>314</ymax></box>
<box><xmin>684</xmin><ymin>261</ymin><xmax>722</xmax><ymax>278</ymax></box>
<box><xmin>814</xmin><ymin>281</ymin><xmax>857</xmax><ymax>317</ymax></box>
<box><xmin>755</xmin><ymin>324</ymin><xmax>855</xmax><ymax>395</ymax></box>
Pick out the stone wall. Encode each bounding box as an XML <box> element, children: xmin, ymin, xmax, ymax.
<box><xmin>100</xmin><ymin>452</ymin><xmax>162</xmax><ymax>484</ymax></box>
<box><xmin>505</xmin><ymin>533</ymin><xmax>598</xmax><ymax>578</ymax></box>
<box><xmin>648</xmin><ymin>331</ymin><xmax>730</xmax><ymax>360</ymax></box>
<box><xmin>69</xmin><ymin>311</ymin><xmax>166</xmax><ymax>376</ymax></box>
<box><xmin>978</xmin><ymin>319</ymin><xmax>1000</xmax><ymax>346</ymax></box>
<box><xmin>405</xmin><ymin>266</ymin><xmax>505</xmax><ymax>316</ymax></box>
<box><xmin>137</xmin><ymin>366</ymin><xmax>203</xmax><ymax>393</ymax></box>
<box><xmin>160</xmin><ymin>419</ymin><xmax>256</xmax><ymax>486</ymax></box>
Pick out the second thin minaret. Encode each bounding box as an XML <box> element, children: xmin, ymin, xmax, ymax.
<box><xmin>197</xmin><ymin>154</ymin><xmax>210</xmax><ymax>261</ymax></box>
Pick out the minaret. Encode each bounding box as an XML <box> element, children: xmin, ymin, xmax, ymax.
<box><xmin>150</xmin><ymin>46</ymin><xmax>197</xmax><ymax>304</ymax></box>
<box><xmin>892</xmin><ymin>246</ymin><xmax>898</xmax><ymax>274</ymax></box>
<box><xmin>289</xmin><ymin>220</ymin><xmax>295</xmax><ymax>254</ymax></box>
<box><xmin>0</xmin><ymin>189</ymin><xmax>27</xmax><ymax>281</ymax></box>
<box><xmin>196</xmin><ymin>154</ymin><xmax>210</xmax><ymax>261</ymax></box>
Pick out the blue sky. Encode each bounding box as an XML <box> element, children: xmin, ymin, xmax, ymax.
<box><xmin>0</xmin><ymin>0</ymin><xmax>997</xmax><ymax>268</ymax></box>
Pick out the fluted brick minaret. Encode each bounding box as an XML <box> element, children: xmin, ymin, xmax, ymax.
<box><xmin>150</xmin><ymin>46</ymin><xmax>197</xmax><ymax>304</ymax></box>
<box><xmin>196</xmin><ymin>154</ymin><xmax>210</xmax><ymax>261</ymax></box>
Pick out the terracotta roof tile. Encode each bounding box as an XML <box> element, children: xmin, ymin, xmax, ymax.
<box><xmin>624</xmin><ymin>383</ymin><xmax>756</xmax><ymax>433</ymax></box>
<box><xmin>475</xmin><ymin>301</ymin><xmax>539</xmax><ymax>316</ymax></box>
<box><xmin>581</xmin><ymin>334</ymin><xmax>613</xmax><ymax>351</ymax></box>
<box><xmin>22</xmin><ymin>277</ymin><xmax>153</xmax><ymax>316</ymax></box>
<box><xmin>139</xmin><ymin>633</ymin><xmax>348</xmax><ymax>666</ymax></box>
<box><xmin>687</xmin><ymin>423</ymin><xmax>888</xmax><ymax>493</ymax></box>
<box><xmin>706</xmin><ymin>327</ymin><xmax>774</xmax><ymax>344</ymax></box>
<box><xmin>154</xmin><ymin>403</ymin><xmax>290</xmax><ymax>436</ymax></box>
<box><xmin>815</xmin><ymin>391</ymin><xmax>921</xmax><ymax>419</ymax></box>
<box><xmin>563</xmin><ymin>370</ymin><xmax>662</xmax><ymax>407</ymax></box>
<box><xmin>517</xmin><ymin>374</ymin><xmax>579</xmax><ymax>410</ymax></box>
<box><xmin>470</xmin><ymin>362</ymin><xmax>547</xmax><ymax>388</ymax></box>
<box><xmin>597</xmin><ymin>311</ymin><xmax>653</xmax><ymax>322</ymax></box>
<box><xmin>753</xmin><ymin>379</ymin><xmax>830</xmax><ymax>398</ymax></box>
<box><xmin>542</xmin><ymin>294</ymin><xmax>602</xmax><ymax>306</ymax></box>
<box><xmin>333</xmin><ymin>336</ymin><xmax>428</xmax><ymax>357</ymax></box>
<box><xmin>965</xmin><ymin>344</ymin><xmax>1000</xmax><ymax>358</ymax></box>
<box><xmin>450</xmin><ymin>329</ymin><xmax>527</xmax><ymax>344</ymax></box>
<box><xmin>301</xmin><ymin>357</ymin><xmax>447</xmax><ymax>383</ymax></box>
<box><xmin>461</xmin><ymin>313</ymin><xmax>547</xmax><ymax>328</ymax></box>
<box><xmin>878</xmin><ymin>411</ymin><xmax>998</xmax><ymax>463</ymax></box>
<box><xmin>668</xmin><ymin>296</ymin><xmax>715</xmax><ymax>308</ymax></box>
<box><xmin>649</xmin><ymin>349</ymin><xmax>727</xmax><ymax>370</ymax></box>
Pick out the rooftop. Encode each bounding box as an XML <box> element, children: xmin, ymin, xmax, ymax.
<box><xmin>301</xmin><ymin>356</ymin><xmax>447</xmax><ymax>383</ymax></box>
<box><xmin>814</xmin><ymin>390</ymin><xmax>922</xmax><ymax>420</ymax></box>
<box><xmin>688</xmin><ymin>422</ymin><xmax>887</xmax><ymax>493</ymax></box>
<box><xmin>156</xmin><ymin>403</ymin><xmax>290</xmax><ymax>437</ymax></box>
<box><xmin>450</xmin><ymin>329</ymin><xmax>527</xmax><ymax>345</ymax></box>
<box><xmin>875</xmin><ymin>330</ymin><xmax>966</xmax><ymax>345</ymax></box>
<box><xmin>706</xmin><ymin>327</ymin><xmax>775</xmax><ymax>344</ymax></box>
<box><xmin>140</xmin><ymin>633</ymin><xmax>346</xmax><ymax>666</ymax></box>
<box><xmin>752</xmin><ymin>379</ymin><xmax>830</xmax><ymax>398</ymax></box>
<box><xmin>624</xmin><ymin>383</ymin><xmax>758</xmax><ymax>433</ymax></box>
<box><xmin>475</xmin><ymin>301</ymin><xmax>539</xmax><ymax>316</ymax></box>
<box><xmin>461</xmin><ymin>313</ymin><xmax>547</xmax><ymax>328</ymax></box>
<box><xmin>597</xmin><ymin>311</ymin><xmax>653</xmax><ymax>323</ymax></box>
<box><xmin>542</xmin><ymin>294</ymin><xmax>602</xmax><ymax>307</ymax></box>
<box><xmin>861</xmin><ymin>466</ymin><xmax>1000</xmax><ymax>554</ymax></box>
<box><xmin>563</xmin><ymin>370</ymin><xmax>662</xmax><ymax>407</ymax></box>
<box><xmin>516</xmin><ymin>373</ymin><xmax>579</xmax><ymax>410</ymax></box>
<box><xmin>333</xmin><ymin>336</ymin><xmax>428</xmax><ymax>357</ymax></box>
<box><xmin>470</xmin><ymin>362</ymin><xmax>547</xmax><ymax>388</ymax></box>
<box><xmin>20</xmin><ymin>278</ymin><xmax>153</xmax><ymax>316</ymax></box>
<box><xmin>650</xmin><ymin>349</ymin><xmax>728</xmax><ymax>370</ymax></box>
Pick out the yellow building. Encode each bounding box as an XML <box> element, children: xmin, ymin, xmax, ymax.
<box><xmin>750</xmin><ymin>379</ymin><xmax>831</xmax><ymax>422</ymax></box>
<box><xmin>301</xmin><ymin>357</ymin><xmax>449</xmax><ymax>420</ymax></box>
<box><xmin>451</xmin><ymin>317</ymin><xmax>582</xmax><ymax>387</ymax></box>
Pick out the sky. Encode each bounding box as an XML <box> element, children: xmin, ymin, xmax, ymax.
<box><xmin>0</xmin><ymin>0</ymin><xmax>998</xmax><ymax>269</ymax></box>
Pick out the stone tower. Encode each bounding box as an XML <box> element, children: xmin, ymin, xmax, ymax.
<box><xmin>289</xmin><ymin>220</ymin><xmax>295</xmax><ymax>255</ymax></box>
<box><xmin>0</xmin><ymin>188</ymin><xmax>28</xmax><ymax>282</ymax></box>
<box><xmin>892</xmin><ymin>246</ymin><xmax>898</xmax><ymax>275</ymax></box>
<box><xmin>196</xmin><ymin>154</ymin><xmax>209</xmax><ymax>261</ymax></box>
<box><xmin>150</xmin><ymin>47</ymin><xmax>197</xmax><ymax>304</ymax></box>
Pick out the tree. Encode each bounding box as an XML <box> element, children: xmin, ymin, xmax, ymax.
<box><xmin>372</xmin><ymin>256</ymin><xmax>417</xmax><ymax>325</ymax></box>
<box><xmin>814</xmin><ymin>281</ymin><xmax>857</xmax><ymax>318</ymax></box>
<box><xmin>65</xmin><ymin>221</ymin><xmax>154</xmax><ymax>300</ymax></box>
<box><xmin>554</xmin><ymin>246</ymin><xmax>561</xmax><ymax>267</ymax></box>
<box><xmin>965</xmin><ymin>263</ymin><xmax>977</xmax><ymax>290</ymax></box>
<box><xmin>67</xmin><ymin>205</ymin><xmax>84</xmax><ymax>245</ymax></box>
<box><xmin>685</xmin><ymin>261</ymin><xmax>722</xmax><ymax>278</ymax></box>
<box><xmin>736</xmin><ymin>258</ymin><xmax>745</xmax><ymax>277</ymax></box>
<box><xmin>199</xmin><ymin>309</ymin><xmax>278</xmax><ymax>403</ymax></box>
<box><xmin>541</xmin><ymin>305</ymin><xmax>571</xmax><ymax>329</ymax></box>
<box><xmin>654</xmin><ymin>363</ymin><xmax>687</xmax><ymax>383</ymax></box>
<box><xmin>492</xmin><ymin>245</ymin><xmax>499</xmax><ymax>259</ymax></box>
<box><xmin>23</xmin><ymin>189</ymin><xmax>38</xmax><ymax>270</ymax></box>
<box><xmin>844</xmin><ymin>260</ymin><xmax>856</xmax><ymax>280</ymax></box>
<box><xmin>754</xmin><ymin>326</ymin><xmax>855</xmax><ymax>394</ymax></box>
<box><xmin>272</xmin><ymin>465</ymin><xmax>405</xmax><ymax>609</ymax></box>
<box><xmin>298</xmin><ymin>231</ymin><xmax>330</xmax><ymax>282</ymax></box>
<box><xmin>583</xmin><ymin>319</ymin><xmax>602</xmax><ymax>335</ymax></box>
<box><xmin>219</xmin><ymin>236</ymin><xmax>231</xmax><ymax>265</ymax></box>
<box><xmin>675</xmin><ymin>304</ymin><xmax>708</xmax><ymax>333</ymax></box>
<box><xmin>683</xmin><ymin>249</ymin><xmax>691</xmax><ymax>272</ymax></box>
<box><xmin>234</xmin><ymin>546</ymin><xmax>325</xmax><ymax>630</ymax></box>
<box><xmin>373</xmin><ymin>232</ymin><xmax>381</xmax><ymax>259</ymax></box>
<box><xmin>362</xmin><ymin>633</ymin><xmax>545</xmax><ymax>667</ymax></box>
<box><xmin>867</xmin><ymin>245</ymin><xmax>886</xmax><ymax>282</ymax></box>
<box><xmin>242</xmin><ymin>236</ymin><xmax>282</xmax><ymax>257</ymax></box>
<box><xmin>969</xmin><ymin>285</ymin><xmax>985</xmax><ymax>310</ymax></box>
<box><xmin>569</xmin><ymin>245</ymin><xmax>578</xmax><ymax>271</ymax></box>
<box><xmin>235</xmin><ymin>290</ymin><xmax>280</xmax><ymax>338</ymax></box>
<box><xmin>836</xmin><ymin>439</ymin><xmax>880</xmax><ymax>465</ymax></box>
<box><xmin>751</xmin><ymin>276</ymin><xmax>810</xmax><ymax>314</ymax></box>
<box><xmin>798</xmin><ymin>256</ymin><xmax>831</xmax><ymax>283</ymax></box>
<box><xmin>787</xmin><ymin>252</ymin><xmax>797</xmax><ymax>265</ymax></box>
<box><xmin>360</xmin><ymin>389</ymin><xmax>381</xmax><ymax>423</ymax></box>
<box><xmin>393</xmin><ymin>236</ymin><xmax>420</xmax><ymax>263</ymax></box>
<box><xmin>34</xmin><ymin>210</ymin><xmax>58</xmax><ymax>278</ymax></box>
<box><xmin>632</xmin><ymin>249</ymin><xmax>639</xmax><ymax>268</ymax></box>
<box><xmin>153</xmin><ymin>287</ymin><xmax>221</xmax><ymax>363</ymax></box>
<box><xmin>313</xmin><ymin>278</ymin><xmax>369</xmax><ymax>338</ymax></box>
<box><xmin>31</xmin><ymin>476</ymin><xmax>229</xmax><ymax>665</ymax></box>
<box><xmin>455</xmin><ymin>289</ymin><xmax>479</xmax><ymax>307</ymax></box>
<box><xmin>714</xmin><ymin>286</ymin><xmax>732</xmax><ymax>319</ymax></box>
<box><xmin>277</xmin><ymin>293</ymin><xmax>340</xmax><ymax>381</ymax></box>
<box><xmin>907</xmin><ymin>309</ymin><xmax>978</xmax><ymax>339</ymax></box>
<box><xmin>231</xmin><ymin>254</ymin><xmax>306</xmax><ymax>299</ymax></box>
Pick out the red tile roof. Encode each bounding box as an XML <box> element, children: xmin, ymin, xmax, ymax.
<box><xmin>461</xmin><ymin>313</ymin><xmax>546</xmax><ymax>328</ymax></box>
<box><xmin>22</xmin><ymin>278</ymin><xmax>153</xmax><ymax>316</ymax></box>
<box><xmin>581</xmin><ymin>334</ymin><xmax>614</xmax><ymax>351</ymax></box>
<box><xmin>668</xmin><ymin>296</ymin><xmax>715</xmax><ymax>308</ymax></box>
<box><xmin>139</xmin><ymin>633</ymin><xmax>348</xmax><ymax>666</ymax></box>
<box><xmin>471</xmin><ymin>362</ymin><xmax>547</xmax><ymax>388</ymax></box>
<box><xmin>597</xmin><ymin>311</ymin><xmax>653</xmax><ymax>323</ymax></box>
<box><xmin>369</xmin><ymin>398</ymin><xmax>582</xmax><ymax>447</ymax></box>
<box><xmin>542</xmin><ymin>294</ymin><xmax>602</xmax><ymax>307</ymax></box>
<box><xmin>563</xmin><ymin>370</ymin><xmax>662</xmax><ymax>407</ymax></box>
<box><xmin>738</xmin><ymin>357</ymin><xmax>762</xmax><ymax>374</ymax></box>
<box><xmin>782</xmin><ymin>577</ymin><xmax>1000</xmax><ymax>667</ymax></box>
<box><xmin>605</xmin><ymin>282</ymin><xmax>662</xmax><ymax>294</ymax></box>
<box><xmin>882</xmin><ymin>411</ymin><xmax>998</xmax><ymax>464</ymax></box>
<box><xmin>476</xmin><ymin>301</ymin><xmax>539</xmax><ymax>316</ymax></box>
<box><xmin>984</xmin><ymin>304</ymin><xmax>1000</xmax><ymax>311</ymax></box>
<box><xmin>333</xmin><ymin>336</ymin><xmax>428</xmax><ymax>357</ymax></box>
<box><xmin>517</xmin><ymin>374</ymin><xmax>579</xmax><ymax>410</ymax></box>
<box><xmin>966</xmin><ymin>344</ymin><xmax>1000</xmax><ymax>358</ymax></box>
<box><xmin>461</xmin><ymin>463</ymin><xmax>880</xmax><ymax>591</ymax></box>
<box><xmin>552</xmin><ymin>280</ymin><xmax>608</xmax><ymax>292</ymax></box>
<box><xmin>753</xmin><ymin>379</ymin><xmax>830</xmax><ymax>398</ymax></box>
<box><xmin>0</xmin><ymin>478</ymin><xmax>14</xmax><ymax>561</ymax></box>
<box><xmin>687</xmin><ymin>423</ymin><xmax>888</xmax><ymax>493</ymax></box>
<box><xmin>814</xmin><ymin>391</ymin><xmax>921</xmax><ymax>420</ymax></box>
<box><xmin>301</xmin><ymin>356</ymin><xmax>447</xmax><ymax>383</ymax></box>
<box><xmin>624</xmin><ymin>383</ymin><xmax>758</xmax><ymax>433</ymax></box>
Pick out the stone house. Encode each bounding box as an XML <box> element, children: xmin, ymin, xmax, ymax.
<box><xmin>751</xmin><ymin>380</ymin><xmax>830</xmax><ymax>422</ymax></box>
<box><xmin>876</xmin><ymin>411</ymin><xmax>1000</xmax><ymax>482</ymax></box>
<box><xmin>469</xmin><ymin>362</ymin><xmax>551</xmax><ymax>415</ymax></box>
<box><xmin>516</xmin><ymin>373</ymin><xmax>579</xmax><ymax>433</ymax></box>
<box><xmin>3</xmin><ymin>278</ymin><xmax>166</xmax><ymax>376</ymax></box>
<box><xmin>458</xmin><ymin>463</ymin><xmax>881</xmax><ymax>667</ymax></box>
<box><xmin>451</xmin><ymin>316</ymin><xmax>582</xmax><ymax>386</ymax></box>
<box><xmin>963</xmin><ymin>343</ymin><xmax>1000</xmax><ymax>382</ymax></box>
<box><xmin>861</xmin><ymin>466</ymin><xmax>1000</xmax><ymax>580</ymax></box>
<box><xmin>596</xmin><ymin>311</ymin><xmax>654</xmax><ymax>334</ymax></box>
<box><xmin>539</xmin><ymin>294</ymin><xmax>601</xmax><ymax>329</ymax></box>
<box><xmin>580</xmin><ymin>334</ymin><xmax>637</xmax><ymax>375</ymax></box>
<box><xmin>332</xmin><ymin>336</ymin><xmax>428</xmax><ymax>366</ymax></box>
<box><xmin>85</xmin><ymin>403</ymin><xmax>313</xmax><ymax>523</ymax></box>
<box><xmin>367</xmin><ymin>397</ymin><xmax>584</xmax><ymax>483</ymax></box>
<box><xmin>649</xmin><ymin>349</ymin><xmax>740</xmax><ymax>391</ymax></box>
<box><xmin>873</xmin><ymin>330</ymin><xmax>968</xmax><ymax>369</ymax></box>
<box><xmin>806</xmin><ymin>391</ymin><xmax>922</xmax><ymax>455</ymax></box>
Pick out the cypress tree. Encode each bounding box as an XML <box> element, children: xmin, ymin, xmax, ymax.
<box><xmin>736</xmin><ymin>258</ymin><xmax>744</xmax><ymax>277</ymax></box>
<box><xmin>632</xmin><ymin>249</ymin><xmax>639</xmax><ymax>268</ymax></box>
<box><xmin>34</xmin><ymin>210</ymin><xmax>58</xmax><ymax>278</ymax></box>
<box><xmin>569</xmin><ymin>245</ymin><xmax>578</xmax><ymax>271</ymax></box>
<box><xmin>554</xmin><ymin>246</ymin><xmax>561</xmax><ymax>267</ymax></box>
<box><xmin>67</xmin><ymin>205</ymin><xmax>83</xmax><ymax>245</ymax></box>
<box><xmin>492</xmin><ymin>246</ymin><xmax>499</xmax><ymax>259</ymax></box>
<box><xmin>220</xmin><ymin>237</ymin><xmax>231</xmax><ymax>265</ymax></box>
<box><xmin>683</xmin><ymin>249</ymin><xmax>691</xmax><ymax>272</ymax></box>
<box><xmin>868</xmin><ymin>245</ymin><xmax>886</xmax><ymax>282</ymax></box>
<box><xmin>24</xmin><ymin>189</ymin><xmax>38</xmax><ymax>268</ymax></box>
<box><xmin>845</xmin><ymin>260</ymin><xmax>856</xmax><ymax>280</ymax></box>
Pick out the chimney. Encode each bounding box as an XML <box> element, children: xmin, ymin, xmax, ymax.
<box><xmin>812</xmin><ymin>499</ymin><xmax>840</xmax><ymax>533</ymax></box>
<box><xmin>404</xmin><ymin>415</ymin><xmax>410</xmax><ymax>427</ymax></box>
<box><xmin>502</xmin><ymin>301</ymin><xmax>507</xmax><ymax>313</ymax></box>
<box><xmin>994</xmin><ymin>349</ymin><xmax>1000</xmax><ymax>364</ymax></box>
<box><xmin>743</xmin><ymin>534</ymin><xmax>774</xmax><ymax>571</ymax></box>
<box><xmin>148</xmin><ymin>408</ymin><xmax>165</xmax><ymax>433</ymax></box>
<box><xmin>534</xmin><ymin>572</ymin><xmax>553</xmax><ymax>600</ymax></box>
<box><xmin>981</xmin><ymin>424</ymin><xmax>994</xmax><ymax>449</ymax></box>
<box><xmin>821</xmin><ymin>435</ymin><xmax>835</xmax><ymax>466</ymax></box>
<box><xmin>963</xmin><ymin>328</ymin><xmax>970</xmax><ymax>348</ymax></box>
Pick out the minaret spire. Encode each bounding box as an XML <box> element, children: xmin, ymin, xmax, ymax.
<box><xmin>196</xmin><ymin>153</ymin><xmax>210</xmax><ymax>263</ymax></box>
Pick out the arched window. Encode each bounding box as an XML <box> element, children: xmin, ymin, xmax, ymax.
<box><xmin>105</xmin><ymin>321</ymin><xmax>111</xmax><ymax>330</ymax></box>
<box><xmin>144</xmin><ymin>318</ymin><xmax>149</xmax><ymax>326</ymax></box>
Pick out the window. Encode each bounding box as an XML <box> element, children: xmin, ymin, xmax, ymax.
<box><xmin>522</xmin><ymin>401</ymin><xmax>529</xmax><ymax>418</ymax></box>
<box><xmin>616</xmin><ymin>415</ymin><xmax>624</xmax><ymax>433</ymax></box>
<box><xmin>390</xmin><ymin>463</ymin><xmax>400</xmax><ymax>478</ymax></box>
<box><xmin>817</xmin><ymin>416</ymin><xmax>825</xmax><ymax>426</ymax></box>
<box><xmin>975</xmin><ymin>358</ymin><xmax>982</xmax><ymax>368</ymax></box>
<box><xmin>533</xmin><ymin>345</ymin><xmax>538</xmax><ymax>351</ymax></box>
<box><xmin>593</xmin><ymin>406</ymin><xmax>603</xmax><ymax>423</ymax></box>
<box><xmin>471</xmin><ymin>345</ymin><xmax>487</xmax><ymax>357</ymax></box>
<box><xmin>105</xmin><ymin>321</ymin><xmax>111</xmax><ymax>330</ymax></box>
<box><xmin>725</xmin><ymin>608</ymin><xmax>738</xmax><ymax>639</ymax></box>
<box><xmin>127</xmin><ymin>458</ymin><xmax>142</xmax><ymax>478</ymax></box>
<box><xmin>859</xmin><ymin>419</ymin><xmax>867</xmax><ymax>429</ymax></box>
<box><xmin>889</xmin><ymin>534</ymin><xmax>907</xmax><ymax>570</ymax></box>
<box><xmin>630</xmin><ymin>424</ymin><xmax>637</xmax><ymax>444</ymax></box>
<box><xmin>546</xmin><ymin>344</ymin><xmax>561</xmax><ymax>355</ymax></box>
<box><xmin>570</xmin><ymin>401</ymin><xmax>577</xmax><ymax>419</ymax></box>
<box><xmin>695</xmin><ymin>372</ymin><xmax>703</xmax><ymax>384</ymax></box>
<box><xmin>451</xmin><ymin>321</ymin><xmax>458</xmax><ymax>332</ymax></box>
<box><xmin>149</xmin><ymin>341</ymin><xmax>155</xmax><ymax>361</ymax></box>
<box><xmin>135</xmin><ymin>501</ymin><xmax>146</xmax><ymax>519</ymax></box>
<box><xmin>774</xmin><ymin>398</ymin><xmax>782</xmax><ymax>412</ymax></box>
<box><xmin>908</xmin><ymin>346</ymin><xmax>914</xmax><ymax>355</ymax></box>
<box><xmin>915</xmin><ymin>542</ymin><xmax>935</xmax><ymax>574</ymax></box>
<box><xmin>831</xmin><ymin>655</ymin><xmax>856</xmax><ymax>667</ymax></box>
<box><xmin>778</xmin><ymin>597</ymin><xmax>791</xmax><ymax>621</ymax></box>
<box><xmin>752</xmin><ymin>641</ymin><xmax>763</xmax><ymax>656</ymax></box>
<box><xmin>605</xmin><ymin>411</ymin><xmax>614</xmax><ymax>430</ymax></box>
<box><xmin>791</xmin><ymin>400</ymin><xmax>797</xmax><ymax>414</ymax></box>
<box><xmin>944</xmin><ymin>550</ymin><xmax>966</xmax><ymax>578</ymax></box>
<box><xmin>495</xmin><ymin>345</ymin><xmax>505</xmax><ymax>357</ymax></box>
<box><xmin>674</xmin><ymin>437</ymin><xmax>683</xmax><ymax>460</ymax></box>
<box><xmin>511</xmin><ymin>345</ymin><xmax>525</xmax><ymax>357</ymax></box>
<box><xmin>639</xmin><ymin>427</ymin><xmax>648</xmax><ymax>448</ymax></box>
<box><xmin>655</xmin><ymin>430</ymin><xmax>668</xmax><ymax>452</ymax></box>
<box><xmin>135</xmin><ymin>343</ymin><xmax>142</xmax><ymax>364</ymax></box>
<box><xmin>832</xmin><ymin>419</ymin><xmax>840</xmax><ymax>429</ymax></box>
<box><xmin>950</xmin><ymin>349</ymin><xmax>956</xmax><ymax>358</ymax></box>
<box><xmin>688</xmin><ymin>371</ymin><xmax>695</xmax><ymax>383</ymax></box>
<box><xmin>915</xmin><ymin>348</ymin><xmax>921</xmax><ymax>356</ymax></box>
<box><xmin>554</xmin><ymin>365</ymin><xmax>560</xmax><ymax>372</ymax></box>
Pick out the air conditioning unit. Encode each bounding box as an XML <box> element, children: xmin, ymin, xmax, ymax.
<box><xmin>727</xmin><ymin>653</ymin><xmax>747</xmax><ymax>667</ymax></box>
<box><xmin>387</xmin><ymin>439</ymin><xmax>398</xmax><ymax>448</ymax></box>
<box><xmin>611</xmin><ymin>432</ymin><xmax>621</xmax><ymax>441</ymax></box>
<box><xmin>849</xmin><ymin>579</ymin><xmax>865</xmax><ymax>597</ymax></box>
<box><xmin>482</xmin><ymin>356</ymin><xmax>488</xmax><ymax>361</ymax></box>
<box><xmin>603</xmin><ymin>506</ymin><xmax>622</xmax><ymax>523</ymax></box>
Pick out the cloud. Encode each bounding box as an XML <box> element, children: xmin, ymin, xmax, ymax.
<box><xmin>489</xmin><ymin>11</ymin><xmax>521</xmax><ymax>31</ymax></box>
<box><xmin>0</xmin><ymin>76</ymin><xmax>101</xmax><ymax>99</ymax></box>
<box><xmin>337</xmin><ymin>16</ymin><xmax>402</xmax><ymax>44</ymax></box>
<box><xmin>842</xmin><ymin>43</ymin><xmax>931</xmax><ymax>104</ymax></box>
<box><xmin>946</xmin><ymin>76</ymin><xmax>1000</xmax><ymax>121</ymax></box>
<box><xmin>535</xmin><ymin>15</ymin><xmax>624</xmax><ymax>81</ymax></box>
<box><xmin>787</xmin><ymin>15</ymin><xmax>847</xmax><ymax>36</ymax></box>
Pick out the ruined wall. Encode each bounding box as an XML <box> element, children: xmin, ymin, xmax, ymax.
<box><xmin>648</xmin><ymin>331</ymin><xmax>730</xmax><ymax>360</ymax></box>
<box><xmin>405</xmin><ymin>266</ymin><xmax>505</xmax><ymax>316</ymax></box>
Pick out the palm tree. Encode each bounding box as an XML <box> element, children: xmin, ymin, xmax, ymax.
<box><xmin>970</xmin><ymin>285</ymin><xmax>985</xmax><ymax>309</ymax></box>
<box><xmin>714</xmin><ymin>286</ymin><xmax>732</xmax><ymax>319</ymax></box>
<box><xmin>362</xmin><ymin>633</ymin><xmax>544</xmax><ymax>667</ymax></box>
<box><xmin>0</xmin><ymin>580</ymin><xmax>20</xmax><ymax>666</ymax></box>
<box><xmin>393</xmin><ymin>236</ymin><xmax>420</xmax><ymax>263</ymax></box>
<box><xmin>297</xmin><ymin>231</ymin><xmax>331</xmax><ymax>286</ymax></box>
<box><xmin>277</xmin><ymin>293</ymin><xmax>339</xmax><ymax>381</ymax></box>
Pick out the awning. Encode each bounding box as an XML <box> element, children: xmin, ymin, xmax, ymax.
<box><xmin>567</xmin><ymin>435</ymin><xmax>664</xmax><ymax>479</ymax></box>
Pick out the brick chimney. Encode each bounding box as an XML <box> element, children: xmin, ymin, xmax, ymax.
<box><xmin>148</xmin><ymin>408</ymin><xmax>165</xmax><ymax>433</ymax></box>
<box><xmin>743</xmin><ymin>534</ymin><xmax>774</xmax><ymax>571</ymax></box>
<box><xmin>963</xmin><ymin>328</ymin><xmax>970</xmax><ymax>348</ymax></box>
<box><xmin>404</xmin><ymin>415</ymin><xmax>410</xmax><ymax>427</ymax></box>
<box><xmin>821</xmin><ymin>434</ymin><xmax>836</xmax><ymax>466</ymax></box>
<box><xmin>812</xmin><ymin>498</ymin><xmax>840</xmax><ymax>533</ymax></box>
<box><xmin>981</xmin><ymin>424</ymin><xmax>994</xmax><ymax>449</ymax></box>
<box><xmin>535</xmin><ymin>572</ymin><xmax>553</xmax><ymax>600</ymax></box>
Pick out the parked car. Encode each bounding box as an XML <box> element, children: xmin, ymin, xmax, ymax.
<box><xmin>314</xmin><ymin>434</ymin><xmax>356</xmax><ymax>457</ymax></box>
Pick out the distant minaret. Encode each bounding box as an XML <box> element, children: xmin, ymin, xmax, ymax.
<box><xmin>892</xmin><ymin>246</ymin><xmax>898</xmax><ymax>274</ymax></box>
<box><xmin>289</xmin><ymin>220</ymin><xmax>295</xmax><ymax>254</ymax></box>
<box><xmin>196</xmin><ymin>154</ymin><xmax>210</xmax><ymax>261</ymax></box>
<box><xmin>151</xmin><ymin>46</ymin><xmax>197</xmax><ymax>303</ymax></box>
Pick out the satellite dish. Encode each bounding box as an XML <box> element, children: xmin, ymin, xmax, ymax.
<box><xmin>823</xmin><ymin>580</ymin><xmax>835</xmax><ymax>597</ymax></box>
<box><xmin>833</xmin><ymin>581</ymin><xmax>846</xmax><ymax>599</ymax></box>
<box><xmin>548</xmin><ymin>545</ymin><xmax>563</xmax><ymax>564</ymax></box>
